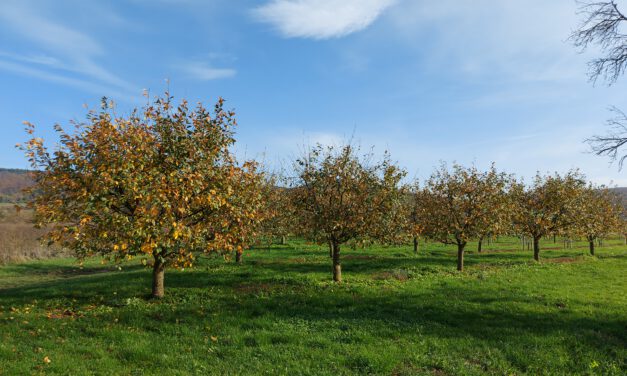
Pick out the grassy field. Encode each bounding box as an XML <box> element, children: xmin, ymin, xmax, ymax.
<box><xmin>0</xmin><ymin>238</ymin><xmax>625</xmax><ymax>375</ymax></box>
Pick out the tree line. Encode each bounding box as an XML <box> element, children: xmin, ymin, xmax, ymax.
<box><xmin>19</xmin><ymin>94</ymin><xmax>626</xmax><ymax>298</ymax></box>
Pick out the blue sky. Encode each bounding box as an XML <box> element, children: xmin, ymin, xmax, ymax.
<box><xmin>1</xmin><ymin>0</ymin><xmax>627</xmax><ymax>184</ymax></box>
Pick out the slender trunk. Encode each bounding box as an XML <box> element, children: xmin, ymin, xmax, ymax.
<box><xmin>477</xmin><ymin>238</ymin><xmax>483</xmax><ymax>253</ymax></box>
<box><xmin>553</xmin><ymin>234</ymin><xmax>556</xmax><ymax>243</ymax></box>
<box><xmin>521</xmin><ymin>235</ymin><xmax>525</xmax><ymax>251</ymax></box>
<box><xmin>457</xmin><ymin>242</ymin><xmax>465</xmax><ymax>271</ymax></box>
<box><xmin>589</xmin><ymin>237</ymin><xmax>595</xmax><ymax>256</ymax></box>
<box><xmin>624</xmin><ymin>235</ymin><xmax>627</xmax><ymax>246</ymax></box>
<box><xmin>235</xmin><ymin>249</ymin><xmax>243</xmax><ymax>263</ymax></box>
<box><xmin>332</xmin><ymin>241</ymin><xmax>342</xmax><ymax>282</ymax></box>
<box><xmin>280</xmin><ymin>235</ymin><xmax>286</xmax><ymax>245</ymax></box>
<box><xmin>533</xmin><ymin>236</ymin><xmax>540</xmax><ymax>262</ymax></box>
<box><xmin>152</xmin><ymin>258</ymin><xmax>165</xmax><ymax>299</ymax></box>
<box><xmin>413</xmin><ymin>236</ymin><xmax>419</xmax><ymax>253</ymax></box>
<box><xmin>328</xmin><ymin>240</ymin><xmax>333</xmax><ymax>258</ymax></box>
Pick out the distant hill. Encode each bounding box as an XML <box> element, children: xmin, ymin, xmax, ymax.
<box><xmin>0</xmin><ymin>168</ymin><xmax>33</xmax><ymax>203</ymax></box>
<box><xmin>610</xmin><ymin>187</ymin><xmax>627</xmax><ymax>204</ymax></box>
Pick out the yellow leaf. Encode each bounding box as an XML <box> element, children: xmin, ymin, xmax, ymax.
<box><xmin>43</xmin><ymin>356</ymin><xmax>51</xmax><ymax>364</ymax></box>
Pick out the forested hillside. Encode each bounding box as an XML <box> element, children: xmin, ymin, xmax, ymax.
<box><xmin>0</xmin><ymin>168</ymin><xmax>32</xmax><ymax>202</ymax></box>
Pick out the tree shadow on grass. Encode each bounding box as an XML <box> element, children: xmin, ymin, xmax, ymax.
<box><xmin>1</xmin><ymin>262</ymin><xmax>126</xmax><ymax>277</ymax></box>
<box><xmin>0</xmin><ymin>250</ymin><xmax>583</xmax><ymax>306</ymax></box>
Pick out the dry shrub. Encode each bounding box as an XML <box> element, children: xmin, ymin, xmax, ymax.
<box><xmin>0</xmin><ymin>206</ymin><xmax>67</xmax><ymax>264</ymax></box>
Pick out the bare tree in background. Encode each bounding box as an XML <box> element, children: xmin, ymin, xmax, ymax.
<box><xmin>571</xmin><ymin>1</ymin><xmax>627</xmax><ymax>167</ymax></box>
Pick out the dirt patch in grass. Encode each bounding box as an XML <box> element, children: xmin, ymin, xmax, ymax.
<box><xmin>544</xmin><ymin>257</ymin><xmax>582</xmax><ymax>264</ymax></box>
<box><xmin>285</xmin><ymin>257</ymin><xmax>307</xmax><ymax>264</ymax></box>
<box><xmin>480</xmin><ymin>249</ymin><xmax>518</xmax><ymax>254</ymax></box>
<box><xmin>344</xmin><ymin>255</ymin><xmax>377</xmax><ymax>260</ymax></box>
<box><xmin>372</xmin><ymin>269</ymin><xmax>411</xmax><ymax>282</ymax></box>
<box><xmin>431</xmin><ymin>367</ymin><xmax>449</xmax><ymax>376</ymax></box>
<box><xmin>46</xmin><ymin>308</ymin><xmax>83</xmax><ymax>320</ymax></box>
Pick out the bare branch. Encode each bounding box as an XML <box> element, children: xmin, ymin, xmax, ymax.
<box><xmin>586</xmin><ymin>106</ymin><xmax>627</xmax><ymax>169</ymax></box>
<box><xmin>570</xmin><ymin>1</ymin><xmax>627</xmax><ymax>84</ymax></box>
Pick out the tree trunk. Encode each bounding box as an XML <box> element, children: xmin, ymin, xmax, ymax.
<box><xmin>329</xmin><ymin>240</ymin><xmax>333</xmax><ymax>258</ymax></box>
<box><xmin>457</xmin><ymin>243</ymin><xmax>465</xmax><ymax>271</ymax></box>
<box><xmin>152</xmin><ymin>258</ymin><xmax>165</xmax><ymax>299</ymax></box>
<box><xmin>553</xmin><ymin>234</ymin><xmax>556</xmax><ymax>243</ymax></box>
<box><xmin>533</xmin><ymin>236</ymin><xmax>540</xmax><ymax>262</ymax></box>
<box><xmin>413</xmin><ymin>236</ymin><xmax>419</xmax><ymax>253</ymax></box>
<box><xmin>332</xmin><ymin>241</ymin><xmax>342</xmax><ymax>282</ymax></box>
<box><xmin>280</xmin><ymin>235</ymin><xmax>286</xmax><ymax>245</ymax></box>
<box><xmin>589</xmin><ymin>238</ymin><xmax>595</xmax><ymax>256</ymax></box>
<box><xmin>477</xmin><ymin>238</ymin><xmax>483</xmax><ymax>253</ymax></box>
<box><xmin>235</xmin><ymin>249</ymin><xmax>243</xmax><ymax>263</ymax></box>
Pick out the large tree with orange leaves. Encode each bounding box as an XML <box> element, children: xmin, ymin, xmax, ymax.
<box><xmin>20</xmin><ymin>94</ymin><xmax>264</xmax><ymax>298</ymax></box>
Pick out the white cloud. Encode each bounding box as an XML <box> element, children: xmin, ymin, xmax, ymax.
<box><xmin>0</xmin><ymin>1</ymin><xmax>136</xmax><ymax>95</ymax></box>
<box><xmin>0</xmin><ymin>59</ymin><xmax>136</xmax><ymax>102</ymax></box>
<box><xmin>179</xmin><ymin>61</ymin><xmax>236</xmax><ymax>80</ymax></box>
<box><xmin>253</xmin><ymin>0</ymin><xmax>397</xmax><ymax>39</ymax></box>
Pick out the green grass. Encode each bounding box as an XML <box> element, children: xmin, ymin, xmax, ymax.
<box><xmin>0</xmin><ymin>238</ymin><xmax>625</xmax><ymax>375</ymax></box>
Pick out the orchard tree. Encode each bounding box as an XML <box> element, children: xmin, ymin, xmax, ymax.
<box><xmin>512</xmin><ymin>171</ymin><xmax>586</xmax><ymax>262</ymax></box>
<box><xmin>421</xmin><ymin>164</ymin><xmax>513</xmax><ymax>271</ymax></box>
<box><xmin>20</xmin><ymin>94</ymin><xmax>264</xmax><ymax>298</ymax></box>
<box><xmin>230</xmin><ymin>163</ymin><xmax>267</xmax><ymax>264</ymax></box>
<box><xmin>405</xmin><ymin>182</ymin><xmax>427</xmax><ymax>253</ymax></box>
<box><xmin>258</xmin><ymin>175</ymin><xmax>295</xmax><ymax>246</ymax></box>
<box><xmin>576</xmin><ymin>184</ymin><xmax>622</xmax><ymax>255</ymax></box>
<box><xmin>291</xmin><ymin>144</ymin><xmax>406</xmax><ymax>282</ymax></box>
<box><xmin>475</xmin><ymin>171</ymin><xmax>516</xmax><ymax>253</ymax></box>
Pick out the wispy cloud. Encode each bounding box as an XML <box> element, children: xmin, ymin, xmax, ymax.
<box><xmin>386</xmin><ymin>0</ymin><xmax>586</xmax><ymax>83</ymax></box>
<box><xmin>253</xmin><ymin>0</ymin><xmax>397</xmax><ymax>39</ymax></box>
<box><xmin>0</xmin><ymin>59</ymin><xmax>136</xmax><ymax>102</ymax></box>
<box><xmin>179</xmin><ymin>61</ymin><xmax>236</xmax><ymax>80</ymax></box>
<box><xmin>0</xmin><ymin>1</ymin><xmax>136</xmax><ymax>96</ymax></box>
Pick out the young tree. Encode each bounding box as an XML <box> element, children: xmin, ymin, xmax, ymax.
<box><xmin>291</xmin><ymin>144</ymin><xmax>406</xmax><ymax>282</ymax></box>
<box><xmin>512</xmin><ymin>171</ymin><xmax>587</xmax><ymax>261</ymax></box>
<box><xmin>405</xmin><ymin>182</ymin><xmax>427</xmax><ymax>254</ymax></box>
<box><xmin>258</xmin><ymin>174</ymin><xmax>295</xmax><ymax>246</ymax></box>
<box><xmin>20</xmin><ymin>94</ymin><xmax>264</xmax><ymax>298</ymax></box>
<box><xmin>421</xmin><ymin>164</ymin><xmax>512</xmax><ymax>271</ymax></box>
<box><xmin>576</xmin><ymin>185</ymin><xmax>622</xmax><ymax>255</ymax></box>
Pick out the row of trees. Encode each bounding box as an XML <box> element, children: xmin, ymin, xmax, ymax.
<box><xmin>20</xmin><ymin>94</ymin><xmax>625</xmax><ymax>297</ymax></box>
<box><xmin>279</xmin><ymin>149</ymin><xmax>624</xmax><ymax>279</ymax></box>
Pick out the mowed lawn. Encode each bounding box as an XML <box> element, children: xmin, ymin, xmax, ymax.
<box><xmin>0</xmin><ymin>238</ymin><xmax>625</xmax><ymax>375</ymax></box>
